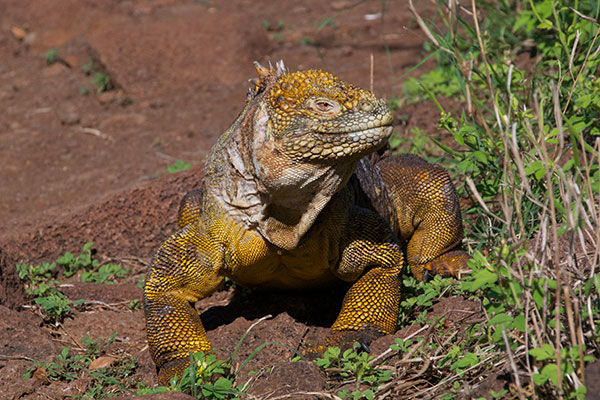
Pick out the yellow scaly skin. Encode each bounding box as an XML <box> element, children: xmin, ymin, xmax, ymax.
<box><xmin>144</xmin><ymin>61</ymin><xmax>468</xmax><ymax>384</ymax></box>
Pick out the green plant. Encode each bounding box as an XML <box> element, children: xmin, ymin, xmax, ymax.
<box><xmin>389</xmin><ymin>337</ymin><xmax>412</xmax><ymax>355</ymax></box>
<box><xmin>166</xmin><ymin>351</ymin><xmax>241</xmax><ymax>400</ymax></box>
<box><xmin>93</xmin><ymin>72</ymin><xmax>112</xmax><ymax>94</ymax></box>
<box><xmin>81</xmin><ymin>263</ymin><xmax>129</xmax><ymax>284</ymax></box>
<box><xmin>388</xmin><ymin>126</ymin><xmax>434</xmax><ymax>156</ymax></box>
<box><xmin>398</xmin><ymin>273</ymin><xmax>458</xmax><ymax>326</ymax></box>
<box><xmin>57</xmin><ymin>242</ymin><xmax>97</xmax><ymax>277</ymax></box>
<box><xmin>16</xmin><ymin>243</ymin><xmax>129</xmax><ymax>322</ymax></box>
<box><xmin>389</xmin><ymin>0</ymin><xmax>600</xmax><ymax>398</ymax></box>
<box><xmin>167</xmin><ymin>160</ymin><xmax>191</xmax><ymax>173</ymax></box>
<box><xmin>57</xmin><ymin>242</ymin><xmax>129</xmax><ymax>283</ymax></box>
<box><xmin>25</xmin><ymin>346</ymin><xmax>84</xmax><ymax>382</ymax></box>
<box><xmin>315</xmin><ymin>344</ymin><xmax>393</xmax><ymax>399</ymax></box>
<box><xmin>16</xmin><ymin>261</ymin><xmax>56</xmax><ymax>290</ymax></box>
<box><xmin>16</xmin><ymin>261</ymin><xmax>83</xmax><ymax>323</ymax></box>
<box><xmin>24</xmin><ymin>333</ymin><xmax>139</xmax><ymax>398</ymax></box>
<box><xmin>402</xmin><ymin>67</ymin><xmax>462</xmax><ymax>105</ymax></box>
<box><xmin>81</xmin><ymin>57</ymin><xmax>113</xmax><ymax>94</ymax></box>
<box><xmin>24</xmin><ymin>334</ymin><xmax>115</xmax><ymax>382</ymax></box>
<box><xmin>129</xmin><ymin>298</ymin><xmax>141</xmax><ymax>311</ymax></box>
<box><xmin>79</xmin><ymin>355</ymin><xmax>138</xmax><ymax>399</ymax></box>
<box><xmin>45</xmin><ymin>48</ymin><xmax>58</xmax><ymax>65</ymax></box>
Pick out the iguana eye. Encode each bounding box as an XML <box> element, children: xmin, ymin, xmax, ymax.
<box><xmin>307</xmin><ymin>97</ymin><xmax>341</xmax><ymax>115</ymax></box>
<box><xmin>316</xmin><ymin>100</ymin><xmax>333</xmax><ymax>110</ymax></box>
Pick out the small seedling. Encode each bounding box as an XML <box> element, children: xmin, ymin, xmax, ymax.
<box><xmin>93</xmin><ymin>72</ymin><xmax>112</xmax><ymax>94</ymax></box>
<box><xmin>128</xmin><ymin>299</ymin><xmax>141</xmax><ymax>311</ymax></box>
<box><xmin>57</xmin><ymin>242</ymin><xmax>129</xmax><ymax>283</ymax></box>
<box><xmin>315</xmin><ymin>344</ymin><xmax>393</xmax><ymax>398</ymax></box>
<box><xmin>57</xmin><ymin>242</ymin><xmax>97</xmax><ymax>278</ymax></box>
<box><xmin>167</xmin><ymin>160</ymin><xmax>191</xmax><ymax>173</ymax></box>
<box><xmin>81</xmin><ymin>57</ymin><xmax>113</xmax><ymax>94</ymax></box>
<box><xmin>16</xmin><ymin>261</ymin><xmax>83</xmax><ymax>323</ymax></box>
<box><xmin>45</xmin><ymin>48</ymin><xmax>58</xmax><ymax>65</ymax></box>
<box><xmin>81</xmin><ymin>263</ymin><xmax>129</xmax><ymax>284</ymax></box>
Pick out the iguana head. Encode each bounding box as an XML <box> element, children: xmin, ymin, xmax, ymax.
<box><xmin>252</xmin><ymin>61</ymin><xmax>393</xmax><ymax>162</ymax></box>
<box><xmin>207</xmin><ymin>61</ymin><xmax>394</xmax><ymax>250</ymax></box>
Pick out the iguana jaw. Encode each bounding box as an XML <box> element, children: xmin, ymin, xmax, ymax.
<box><xmin>287</xmin><ymin>124</ymin><xmax>393</xmax><ymax>161</ymax></box>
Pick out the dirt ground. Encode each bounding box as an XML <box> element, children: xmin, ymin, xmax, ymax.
<box><xmin>0</xmin><ymin>1</ymin><xmax>484</xmax><ymax>398</ymax></box>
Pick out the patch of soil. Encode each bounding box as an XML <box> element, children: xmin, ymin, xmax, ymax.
<box><xmin>0</xmin><ymin>0</ymin><xmax>488</xmax><ymax>398</ymax></box>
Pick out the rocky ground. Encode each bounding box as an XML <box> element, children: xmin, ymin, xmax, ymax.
<box><xmin>0</xmin><ymin>1</ymin><xmax>480</xmax><ymax>398</ymax></box>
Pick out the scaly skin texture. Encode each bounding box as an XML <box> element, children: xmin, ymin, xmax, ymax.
<box><xmin>144</xmin><ymin>61</ymin><xmax>469</xmax><ymax>384</ymax></box>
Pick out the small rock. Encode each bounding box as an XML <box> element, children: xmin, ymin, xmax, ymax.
<box><xmin>10</xmin><ymin>26</ymin><xmax>27</xmax><ymax>40</ymax></box>
<box><xmin>58</xmin><ymin>109</ymin><xmax>80</xmax><ymax>126</ymax></box>
<box><xmin>42</xmin><ymin>63</ymin><xmax>68</xmax><ymax>77</ymax></box>
<box><xmin>99</xmin><ymin>113</ymin><xmax>146</xmax><ymax>129</ymax></box>
<box><xmin>23</xmin><ymin>32</ymin><xmax>37</xmax><ymax>46</ymax></box>
<box><xmin>97</xmin><ymin>91</ymin><xmax>120</xmax><ymax>104</ymax></box>
<box><xmin>331</xmin><ymin>1</ymin><xmax>353</xmax><ymax>11</ymax></box>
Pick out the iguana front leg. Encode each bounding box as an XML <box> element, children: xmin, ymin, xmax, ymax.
<box><xmin>144</xmin><ymin>222</ymin><xmax>224</xmax><ymax>385</ymax></box>
<box><xmin>331</xmin><ymin>207</ymin><xmax>403</xmax><ymax>338</ymax></box>
<box><xmin>375</xmin><ymin>154</ymin><xmax>470</xmax><ymax>280</ymax></box>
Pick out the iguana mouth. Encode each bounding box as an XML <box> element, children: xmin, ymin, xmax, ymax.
<box><xmin>346</xmin><ymin>124</ymin><xmax>393</xmax><ymax>138</ymax></box>
<box><xmin>314</xmin><ymin>124</ymin><xmax>392</xmax><ymax>137</ymax></box>
<box><xmin>314</xmin><ymin>125</ymin><xmax>393</xmax><ymax>141</ymax></box>
<box><xmin>284</xmin><ymin>125</ymin><xmax>392</xmax><ymax>161</ymax></box>
<box><xmin>313</xmin><ymin>111</ymin><xmax>393</xmax><ymax>137</ymax></box>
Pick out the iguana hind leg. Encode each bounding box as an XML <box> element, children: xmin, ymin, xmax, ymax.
<box><xmin>177</xmin><ymin>188</ymin><xmax>203</xmax><ymax>228</ymax></box>
<box><xmin>144</xmin><ymin>222</ymin><xmax>224</xmax><ymax>385</ymax></box>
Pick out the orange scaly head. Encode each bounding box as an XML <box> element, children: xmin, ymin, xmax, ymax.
<box><xmin>254</xmin><ymin>62</ymin><xmax>393</xmax><ymax>162</ymax></box>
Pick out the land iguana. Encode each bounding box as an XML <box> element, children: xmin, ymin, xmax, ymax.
<box><xmin>144</xmin><ymin>61</ymin><xmax>469</xmax><ymax>384</ymax></box>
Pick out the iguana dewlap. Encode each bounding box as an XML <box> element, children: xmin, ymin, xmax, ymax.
<box><xmin>144</xmin><ymin>61</ymin><xmax>469</xmax><ymax>384</ymax></box>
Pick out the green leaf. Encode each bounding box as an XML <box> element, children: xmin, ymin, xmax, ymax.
<box><xmin>532</xmin><ymin>371</ymin><xmax>549</xmax><ymax>385</ymax></box>
<box><xmin>511</xmin><ymin>313</ymin><xmax>526</xmax><ymax>332</ymax></box>
<box><xmin>472</xmin><ymin>150</ymin><xmax>488</xmax><ymax>163</ymax></box>
<box><xmin>82</xmin><ymin>242</ymin><xmax>94</xmax><ymax>252</ymax></box>
<box><xmin>541</xmin><ymin>363</ymin><xmax>559</xmax><ymax>386</ymax></box>
<box><xmin>489</xmin><ymin>313</ymin><xmax>512</xmax><ymax>326</ymax></box>
<box><xmin>524</xmin><ymin>160</ymin><xmax>546</xmax><ymax>180</ymax></box>
<box><xmin>451</xmin><ymin>352</ymin><xmax>479</xmax><ymax>371</ymax></box>
<box><xmin>470</xmin><ymin>268</ymin><xmax>498</xmax><ymax>291</ymax></box>
<box><xmin>529</xmin><ymin>344</ymin><xmax>555</xmax><ymax>361</ymax></box>
<box><xmin>56</xmin><ymin>252</ymin><xmax>74</xmax><ymax>265</ymax></box>
<box><xmin>537</xmin><ymin>19</ymin><xmax>553</xmax><ymax>30</ymax></box>
<box><xmin>168</xmin><ymin>160</ymin><xmax>192</xmax><ymax>174</ymax></box>
<box><xmin>213</xmin><ymin>377</ymin><xmax>233</xmax><ymax>390</ymax></box>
